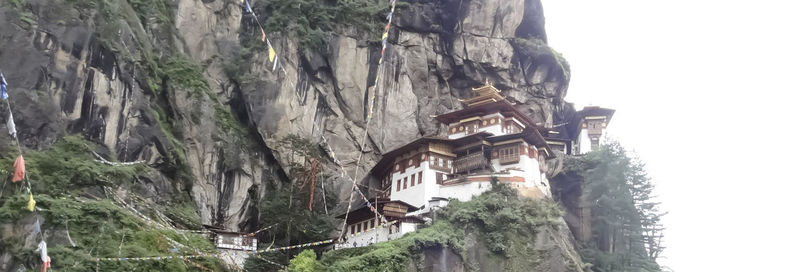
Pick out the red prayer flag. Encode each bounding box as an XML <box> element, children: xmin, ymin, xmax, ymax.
<box><xmin>261</xmin><ymin>29</ymin><xmax>266</xmax><ymax>42</ymax></box>
<box><xmin>12</xmin><ymin>154</ymin><xmax>24</xmax><ymax>182</ymax></box>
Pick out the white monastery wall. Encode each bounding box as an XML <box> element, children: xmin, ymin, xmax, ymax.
<box><xmin>439</xmin><ymin>181</ymin><xmax>493</xmax><ymax>202</ymax></box>
<box><xmin>578</xmin><ymin>129</ymin><xmax>591</xmax><ymax>154</ymax></box>
<box><xmin>336</xmin><ymin>221</ymin><xmax>416</xmax><ymax>250</ymax></box>
<box><xmin>390</xmin><ymin>161</ymin><xmax>448</xmax><ymax>208</ymax></box>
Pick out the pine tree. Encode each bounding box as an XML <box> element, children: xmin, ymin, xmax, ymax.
<box><xmin>570</xmin><ymin>142</ymin><xmax>664</xmax><ymax>271</ymax></box>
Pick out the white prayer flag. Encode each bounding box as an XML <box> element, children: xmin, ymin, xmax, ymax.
<box><xmin>7</xmin><ymin>110</ymin><xmax>16</xmax><ymax>138</ymax></box>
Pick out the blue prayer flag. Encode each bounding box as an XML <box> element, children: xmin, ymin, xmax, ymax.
<box><xmin>1</xmin><ymin>73</ymin><xmax>7</xmax><ymax>100</ymax></box>
<box><xmin>33</xmin><ymin>219</ymin><xmax>40</xmax><ymax>235</ymax></box>
<box><xmin>245</xmin><ymin>0</ymin><xmax>253</xmax><ymax>14</ymax></box>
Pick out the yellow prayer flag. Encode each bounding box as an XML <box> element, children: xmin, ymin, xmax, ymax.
<box><xmin>381</xmin><ymin>32</ymin><xmax>388</xmax><ymax>40</ymax></box>
<box><xmin>27</xmin><ymin>193</ymin><xmax>35</xmax><ymax>211</ymax></box>
<box><xmin>268</xmin><ymin>46</ymin><xmax>276</xmax><ymax>62</ymax></box>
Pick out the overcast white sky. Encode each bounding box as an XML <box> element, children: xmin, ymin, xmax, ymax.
<box><xmin>541</xmin><ymin>0</ymin><xmax>800</xmax><ymax>271</ymax></box>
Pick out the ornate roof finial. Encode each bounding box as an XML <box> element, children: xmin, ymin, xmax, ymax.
<box><xmin>463</xmin><ymin>80</ymin><xmax>506</xmax><ymax>107</ymax></box>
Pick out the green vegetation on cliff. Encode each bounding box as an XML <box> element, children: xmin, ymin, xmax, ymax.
<box><xmin>0</xmin><ymin>136</ymin><xmax>142</xmax><ymax>196</ymax></box>
<box><xmin>0</xmin><ymin>195</ymin><xmax>222</xmax><ymax>271</ymax></box>
<box><xmin>249</xmin><ymin>0</ymin><xmax>398</xmax><ymax>48</ymax></box>
<box><xmin>243</xmin><ymin>135</ymin><xmax>339</xmax><ymax>270</ymax></box>
<box><xmin>0</xmin><ymin>136</ymin><xmax>221</xmax><ymax>271</ymax></box>
<box><xmin>563</xmin><ymin>143</ymin><xmax>665</xmax><ymax>272</ymax></box>
<box><xmin>315</xmin><ymin>184</ymin><xmax>566</xmax><ymax>272</ymax></box>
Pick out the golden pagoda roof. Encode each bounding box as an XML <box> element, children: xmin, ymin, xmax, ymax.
<box><xmin>460</xmin><ymin>80</ymin><xmax>507</xmax><ymax>107</ymax></box>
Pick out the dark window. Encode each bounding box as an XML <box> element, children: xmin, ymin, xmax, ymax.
<box><xmin>403</xmin><ymin>177</ymin><xmax>408</xmax><ymax>189</ymax></box>
<box><xmin>410</xmin><ymin>174</ymin><xmax>416</xmax><ymax>186</ymax></box>
<box><xmin>418</xmin><ymin>172</ymin><xmax>423</xmax><ymax>184</ymax></box>
<box><xmin>357</xmin><ymin>223</ymin><xmax>361</xmax><ymax>233</ymax></box>
<box><xmin>397</xmin><ymin>179</ymin><xmax>401</xmax><ymax>192</ymax></box>
<box><xmin>436</xmin><ymin>173</ymin><xmax>444</xmax><ymax>184</ymax></box>
<box><xmin>351</xmin><ymin>225</ymin><xmax>355</xmax><ymax>234</ymax></box>
<box><xmin>370</xmin><ymin>220</ymin><xmax>375</xmax><ymax>228</ymax></box>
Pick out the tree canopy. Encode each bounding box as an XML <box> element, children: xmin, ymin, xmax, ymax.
<box><xmin>564</xmin><ymin>142</ymin><xmax>665</xmax><ymax>272</ymax></box>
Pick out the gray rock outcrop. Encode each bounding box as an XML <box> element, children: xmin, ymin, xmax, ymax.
<box><xmin>0</xmin><ymin>1</ymin><xmax>574</xmax><ymax>267</ymax></box>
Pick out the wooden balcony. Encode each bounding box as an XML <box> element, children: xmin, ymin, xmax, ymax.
<box><xmin>453</xmin><ymin>153</ymin><xmax>488</xmax><ymax>174</ymax></box>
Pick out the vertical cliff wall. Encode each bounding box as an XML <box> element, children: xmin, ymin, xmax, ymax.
<box><xmin>0</xmin><ymin>0</ymin><xmax>570</xmax><ymax>230</ymax></box>
<box><xmin>0</xmin><ymin>0</ymin><xmax>579</xmax><ymax>270</ymax></box>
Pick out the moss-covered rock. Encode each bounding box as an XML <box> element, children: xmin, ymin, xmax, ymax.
<box><xmin>0</xmin><ymin>195</ymin><xmax>224</xmax><ymax>271</ymax></box>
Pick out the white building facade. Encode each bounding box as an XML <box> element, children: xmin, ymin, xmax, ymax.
<box><xmin>336</xmin><ymin>83</ymin><xmax>568</xmax><ymax>249</ymax></box>
<box><xmin>544</xmin><ymin>106</ymin><xmax>614</xmax><ymax>155</ymax></box>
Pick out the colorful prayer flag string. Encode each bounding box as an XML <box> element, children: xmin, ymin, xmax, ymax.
<box><xmin>336</xmin><ymin>0</ymin><xmax>398</xmax><ymax>241</ymax></box>
<box><xmin>319</xmin><ymin>135</ymin><xmax>389</xmax><ymax>226</ymax></box>
<box><xmin>242</xmin><ymin>0</ymin><xmax>280</xmax><ymax>71</ymax></box>
<box><xmin>1</xmin><ymin>72</ymin><xmax>35</xmax><ymax>207</ymax></box>
<box><xmin>255</xmin><ymin>239</ymin><xmax>336</xmax><ymax>253</ymax></box>
<box><xmin>96</xmin><ymin>253</ymin><xmax>220</xmax><ymax>262</ymax></box>
<box><xmin>95</xmin><ymin>239</ymin><xmax>336</xmax><ymax>262</ymax></box>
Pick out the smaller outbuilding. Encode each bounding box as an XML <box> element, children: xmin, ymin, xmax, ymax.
<box><xmin>203</xmin><ymin>225</ymin><xmax>258</xmax><ymax>251</ymax></box>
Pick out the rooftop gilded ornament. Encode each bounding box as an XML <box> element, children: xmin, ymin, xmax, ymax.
<box><xmin>461</xmin><ymin>80</ymin><xmax>507</xmax><ymax>107</ymax></box>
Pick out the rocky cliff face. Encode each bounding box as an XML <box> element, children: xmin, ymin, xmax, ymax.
<box><xmin>0</xmin><ymin>0</ymin><xmax>576</xmax><ymax>270</ymax></box>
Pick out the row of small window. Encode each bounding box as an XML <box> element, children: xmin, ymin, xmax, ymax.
<box><xmin>449</xmin><ymin>118</ymin><xmax>500</xmax><ymax>133</ymax></box>
<box><xmin>448</xmin><ymin>120</ymin><xmax>522</xmax><ymax>134</ymax></box>
<box><xmin>504</xmin><ymin>125</ymin><xmax>521</xmax><ymax>133</ymax></box>
<box><xmin>350</xmin><ymin>219</ymin><xmax>377</xmax><ymax>234</ymax></box>
<box><xmin>395</xmin><ymin>154</ymin><xmax>452</xmax><ymax>171</ymax></box>
<box><xmin>397</xmin><ymin>172</ymin><xmax>423</xmax><ymax>192</ymax></box>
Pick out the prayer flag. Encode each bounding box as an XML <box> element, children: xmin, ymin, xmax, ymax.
<box><xmin>12</xmin><ymin>155</ymin><xmax>24</xmax><ymax>182</ymax></box>
<box><xmin>245</xmin><ymin>0</ymin><xmax>253</xmax><ymax>14</ymax></box>
<box><xmin>37</xmin><ymin>240</ymin><xmax>47</xmax><ymax>262</ymax></box>
<box><xmin>261</xmin><ymin>28</ymin><xmax>266</xmax><ymax>42</ymax></box>
<box><xmin>381</xmin><ymin>32</ymin><xmax>388</xmax><ymax>41</ymax></box>
<box><xmin>7</xmin><ymin>110</ymin><xmax>16</xmax><ymax>138</ymax></box>
<box><xmin>27</xmin><ymin>193</ymin><xmax>35</xmax><ymax>211</ymax></box>
<box><xmin>0</xmin><ymin>73</ymin><xmax>7</xmax><ymax>100</ymax></box>
<box><xmin>33</xmin><ymin>219</ymin><xmax>40</xmax><ymax>235</ymax></box>
<box><xmin>272</xmin><ymin>56</ymin><xmax>279</xmax><ymax>71</ymax></box>
<box><xmin>268</xmin><ymin>45</ymin><xmax>276</xmax><ymax>62</ymax></box>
